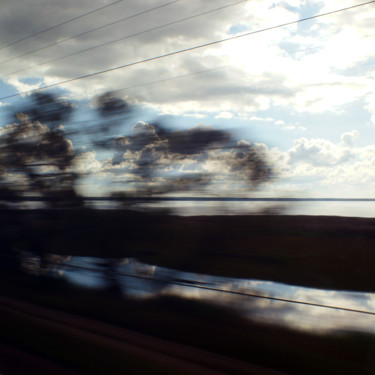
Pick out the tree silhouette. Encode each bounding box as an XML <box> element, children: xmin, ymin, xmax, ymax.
<box><xmin>0</xmin><ymin>91</ymin><xmax>274</xmax><ymax>206</ymax></box>
<box><xmin>0</xmin><ymin>93</ymin><xmax>82</xmax><ymax>207</ymax></box>
<box><xmin>110</xmin><ymin>121</ymin><xmax>274</xmax><ymax>200</ymax></box>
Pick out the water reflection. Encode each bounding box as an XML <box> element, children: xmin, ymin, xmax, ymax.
<box><xmin>19</xmin><ymin>253</ymin><xmax>375</xmax><ymax>334</ymax></box>
<box><xmin>19</xmin><ymin>251</ymin><xmax>70</xmax><ymax>276</ymax></box>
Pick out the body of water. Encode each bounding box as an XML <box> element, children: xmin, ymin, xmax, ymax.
<box><xmin>171</xmin><ymin>200</ymin><xmax>375</xmax><ymax>217</ymax></box>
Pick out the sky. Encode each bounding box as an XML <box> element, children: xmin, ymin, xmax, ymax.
<box><xmin>1</xmin><ymin>0</ymin><xmax>375</xmax><ymax>213</ymax></box>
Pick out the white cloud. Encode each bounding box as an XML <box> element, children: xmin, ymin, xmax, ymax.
<box><xmin>288</xmin><ymin>137</ymin><xmax>353</xmax><ymax>166</ymax></box>
<box><xmin>215</xmin><ymin>111</ymin><xmax>234</xmax><ymax>119</ymax></box>
<box><xmin>341</xmin><ymin>130</ymin><xmax>359</xmax><ymax>147</ymax></box>
<box><xmin>252</xmin><ymin>131</ymin><xmax>375</xmax><ymax>198</ymax></box>
<box><xmin>6</xmin><ymin>77</ymin><xmax>45</xmax><ymax>94</ymax></box>
<box><xmin>1</xmin><ymin>0</ymin><xmax>373</xmax><ymax>117</ymax></box>
<box><xmin>74</xmin><ymin>151</ymin><xmax>102</xmax><ymax>173</ymax></box>
<box><xmin>365</xmin><ymin>93</ymin><xmax>375</xmax><ymax>125</ymax></box>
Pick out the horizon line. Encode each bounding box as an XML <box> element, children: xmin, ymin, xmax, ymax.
<box><xmin>1</xmin><ymin>196</ymin><xmax>375</xmax><ymax>202</ymax></box>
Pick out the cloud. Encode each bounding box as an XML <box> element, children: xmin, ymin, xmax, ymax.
<box><xmin>365</xmin><ymin>93</ymin><xmax>375</xmax><ymax>125</ymax></box>
<box><xmin>74</xmin><ymin>151</ymin><xmax>102</xmax><ymax>173</ymax></box>
<box><xmin>251</xmin><ymin>132</ymin><xmax>375</xmax><ymax>198</ymax></box>
<box><xmin>288</xmin><ymin>137</ymin><xmax>353</xmax><ymax>166</ymax></box>
<box><xmin>1</xmin><ymin>0</ymin><xmax>373</xmax><ymax>119</ymax></box>
<box><xmin>215</xmin><ymin>111</ymin><xmax>234</xmax><ymax>119</ymax></box>
<box><xmin>341</xmin><ymin>130</ymin><xmax>359</xmax><ymax>148</ymax></box>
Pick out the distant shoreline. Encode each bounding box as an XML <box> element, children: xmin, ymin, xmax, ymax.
<box><xmin>1</xmin><ymin>196</ymin><xmax>375</xmax><ymax>202</ymax></box>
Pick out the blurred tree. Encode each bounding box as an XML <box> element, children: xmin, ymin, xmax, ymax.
<box><xmin>0</xmin><ymin>92</ymin><xmax>82</xmax><ymax>208</ymax></box>
<box><xmin>0</xmin><ymin>91</ymin><xmax>274</xmax><ymax>205</ymax></box>
<box><xmin>110</xmin><ymin>121</ymin><xmax>274</xmax><ymax>201</ymax></box>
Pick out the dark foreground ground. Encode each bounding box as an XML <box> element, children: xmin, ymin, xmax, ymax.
<box><xmin>1</xmin><ymin>209</ymin><xmax>375</xmax><ymax>374</ymax></box>
<box><xmin>1</xmin><ymin>208</ymin><xmax>375</xmax><ymax>292</ymax></box>
<box><xmin>1</xmin><ymin>272</ymin><xmax>375</xmax><ymax>375</ymax></box>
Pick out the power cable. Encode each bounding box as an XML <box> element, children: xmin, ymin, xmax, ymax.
<box><xmin>0</xmin><ymin>0</ymin><xmax>181</xmax><ymax>66</ymax></box>
<box><xmin>3</xmin><ymin>0</ymin><xmax>247</xmax><ymax>77</ymax></box>
<box><xmin>0</xmin><ymin>0</ymin><xmax>125</xmax><ymax>51</ymax></box>
<box><xmin>51</xmin><ymin>66</ymin><xmax>229</xmax><ymax>129</ymax></box>
<box><xmin>3</xmin><ymin>252</ymin><xmax>375</xmax><ymax>316</ymax></box>
<box><xmin>1</xmin><ymin>0</ymin><xmax>375</xmax><ymax>101</ymax></box>
<box><xmin>61</xmin><ymin>261</ymin><xmax>375</xmax><ymax>316</ymax></box>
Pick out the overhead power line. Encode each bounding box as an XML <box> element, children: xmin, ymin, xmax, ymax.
<box><xmin>0</xmin><ymin>0</ymin><xmax>125</xmax><ymax>51</ymax></box>
<box><xmin>112</xmin><ymin>65</ymin><xmax>229</xmax><ymax>94</ymax></box>
<box><xmin>1</xmin><ymin>0</ymin><xmax>375</xmax><ymax>101</ymax></box>
<box><xmin>62</xmin><ymin>262</ymin><xmax>375</xmax><ymax>316</ymax></box>
<box><xmin>3</xmin><ymin>0</ymin><xmax>247</xmax><ymax>77</ymax></box>
<box><xmin>0</xmin><ymin>0</ymin><xmax>181</xmax><ymax>66</ymax></box>
<box><xmin>63</xmin><ymin>66</ymin><xmax>230</xmax><ymax>127</ymax></box>
<box><xmin>2</xmin><ymin>252</ymin><xmax>374</xmax><ymax>316</ymax></box>
<box><xmin>1</xmin><ymin>65</ymin><xmax>226</xmax><ymax>134</ymax></box>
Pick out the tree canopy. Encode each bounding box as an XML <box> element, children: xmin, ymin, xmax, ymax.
<box><xmin>0</xmin><ymin>91</ymin><xmax>274</xmax><ymax>208</ymax></box>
